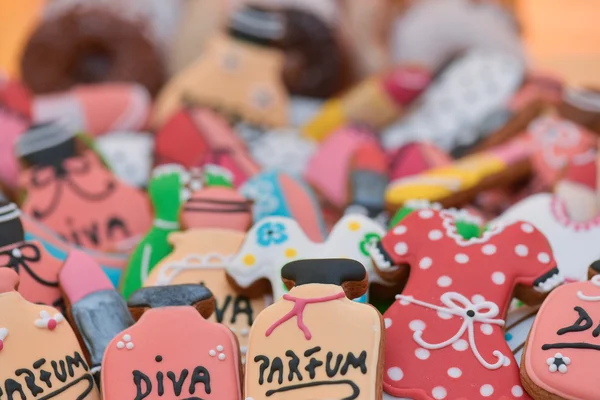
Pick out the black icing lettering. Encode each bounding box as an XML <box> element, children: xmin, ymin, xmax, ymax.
<box><xmin>157</xmin><ymin>372</ymin><xmax>164</xmax><ymax>396</ymax></box>
<box><xmin>189</xmin><ymin>366</ymin><xmax>211</xmax><ymax>395</ymax></box>
<box><xmin>65</xmin><ymin>352</ymin><xmax>89</xmax><ymax>377</ymax></box>
<box><xmin>232</xmin><ymin>296</ymin><xmax>253</xmax><ymax>325</ymax></box>
<box><xmin>166</xmin><ymin>370</ymin><xmax>189</xmax><ymax>396</ymax></box>
<box><xmin>15</xmin><ymin>369</ymin><xmax>43</xmax><ymax>396</ymax></box>
<box><xmin>51</xmin><ymin>360</ymin><xmax>68</xmax><ymax>383</ymax></box>
<box><xmin>341</xmin><ymin>351</ymin><xmax>367</xmax><ymax>375</ymax></box>
<box><xmin>214</xmin><ymin>295</ymin><xmax>232</xmax><ymax>323</ymax></box>
<box><xmin>254</xmin><ymin>355</ymin><xmax>270</xmax><ymax>385</ymax></box>
<box><xmin>265</xmin><ymin>380</ymin><xmax>360</xmax><ymax>399</ymax></box>
<box><xmin>326</xmin><ymin>352</ymin><xmax>343</xmax><ymax>377</ymax></box>
<box><xmin>107</xmin><ymin>217</ymin><xmax>130</xmax><ymax>241</ymax></box>
<box><xmin>133</xmin><ymin>370</ymin><xmax>152</xmax><ymax>400</ymax></box>
<box><xmin>82</xmin><ymin>223</ymin><xmax>100</xmax><ymax>246</ymax></box>
<box><xmin>304</xmin><ymin>347</ymin><xmax>323</xmax><ymax>380</ymax></box>
<box><xmin>285</xmin><ymin>350</ymin><xmax>302</xmax><ymax>382</ymax></box>
<box><xmin>557</xmin><ymin>307</ymin><xmax>593</xmax><ymax>335</ymax></box>
<box><xmin>542</xmin><ymin>342</ymin><xmax>600</xmax><ymax>351</ymax></box>
<box><xmin>593</xmin><ymin>324</ymin><xmax>600</xmax><ymax>338</ymax></box>
<box><xmin>32</xmin><ymin>359</ymin><xmax>46</xmax><ymax>369</ymax></box>
<box><xmin>267</xmin><ymin>357</ymin><xmax>284</xmax><ymax>385</ymax></box>
<box><xmin>39</xmin><ymin>370</ymin><xmax>52</xmax><ymax>389</ymax></box>
<box><xmin>4</xmin><ymin>379</ymin><xmax>26</xmax><ymax>400</ymax></box>
<box><xmin>66</xmin><ymin>218</ymin><xmax>82</xmax><ymax>247</ymax></box>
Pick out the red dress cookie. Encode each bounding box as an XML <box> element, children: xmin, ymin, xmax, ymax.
<box><xmin>371</xmin><ymin>208</ymin><xmax>562</xmax><ymax>399</ymax></box>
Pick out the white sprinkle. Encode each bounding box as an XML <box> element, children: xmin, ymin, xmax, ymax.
<box><xmin>437</xmin><ymin>276</ymin><xmax>452</xmax><ymax>287</ymax></box>
<box><xmin>123</xmin><ymin>334</ymin><xmax>131</xmax><ymax>341</ymax></box>
<box><xmin>447</xmin><ymin>367</ymin><xmax>462</xmax><ymax>378</ymax></box>
<box><xmin>217</xmin><ymin>345</ymin><xmax>224</xmax><ymax>352</ymax></box>
<box><xmin>419</xmin><ymin>257</ymin><xmax>433</xmax><ymax>269</ymax></box>
<box><xmin>492</xmin><ymin>272</ymin><xmax>506</xmax><ymax>285</ymax></box>
<box><xmin>387</xmin><ymin>367</ymin><xmax>404</xmax><ymax>381</ymax></box>
<box><xmin>116</xmin><ymin>342</ymin><xmax>124</xmax><ymax>349</ymax></box>
<box><xmin>126</xmin><ymin>342</ymin><xmax>134</xmax><ymax>350</ymax></box>
<box><xmin>209</xmin><ymin>350</ymin><xmax>217</xmax><ymax>357</ymax></box>
<box><xmin>219</xmin><ymin>353</ymin><xmax>226</xmax><ymax>361</ymax></box>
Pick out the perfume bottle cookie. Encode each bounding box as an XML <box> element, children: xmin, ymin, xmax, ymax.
<box><xmin>143</xmin><ymin>228</ymin><xmax>270</xmax><ymax>363</ymax></box>
<box><xmin>102</xmin><ymin>284</ymin><xmax>242</xmax><ymax>400</ymax></box>
<box><xmin>17</xmin><ymin>121</ymin><xmax>152</xmax><ymax>252</ymax></box>
<box><xmin>370</xmin><ymin>206</ymin><xmax>562</xmax><ymax>399</ymax></box>
<box><xmin>244</xmin><ymin>258</ymin><xmax>384</xmax><ymax>400</ymax></box>
<box><xmin>0</xmin><ymin>268</ymin><xmax>100</xmax><ymax>399</ymax></box>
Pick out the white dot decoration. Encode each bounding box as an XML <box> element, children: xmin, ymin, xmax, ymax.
<box><xmin>511</xmin><ymin>385</ymin><xmax>524</xmax><ymax>397</ymax></box>
<box><xmin>394</xmin><ymin>242</ymin><xmax>408</xmax><ymax>256</ymax></box>
<box><xmin>492</xmin><ymin>272</ymin><xmax>506</xmax><ymax>285</ymax></box>
<box><xmin>538</xmin><ymin>252</ymin><xmax>551</xmax><ymax>264</ymax></box>
<box><xmin>480</xmin><ymin>324</ymin><xmax>493</xmax><ymax>335</ymax></box>
<box><xmin>480</xmin><ymin>384</ymin><xmax>494</xmax><ymax>397</ymax></box>
<box><xmin>454</xmin><ymin>254</ymin><xmax>469</xmax><ymax>264</ymax></box>
<box><xmin>472</xmin><ymin>294</ymin><xmax>485</xmax><ymax>304</ymax></box>
<box><xmin>447</xmin><ymin>367</ymin><xmax>462</xmax><ymax>378</ymax></box>
<box><xmin>419</xmin><ymin>257</ymin><xmax>433</xmax><ymax>270</ymax></box>
<box><xmin>409</xmin><ymin>320</ymin><xmax>426</xmax><ymax>332</ymax></box>
<box><xmin>415</xmin><ymin>348</ymin><xmax>430</xmax><ymax>360</ymax></box>
<box><xmin>217</xmin><ymin>345</ymin><xmax>224</xmax><ymax>352</ymax></box>
<box><xmin>123</xmin><ymin>334</ymin><xmax>131</xmax><ymax>341</ymax></box>
<box><xmin>218</xmin><ymin>353</ymin><xmax>226</xmax><ymax>361</ymax></box>
<box><xmin>437</xmin><ymin>276</ymin><xmax>452</xmax><ymax>287</ymax></box>
<box><xmin>419</xmin><ymin>209</ymin><xmax>434</xmax><ymax>219</ymax></box>
<box><xmin>393</xmin><ymin>225</ymin><xmax>407</xmax><ymax>235</ymax></box>
<box><xmin>481</xmin><ymin>244</ymin><xmax>496</xmax><ymax>255</ymax></box>
<box><xmin>209</xmin><ymin>349</ymin><xmax>217</xmax><ymax>357</ymax></box>
<box><xmin>116</xmin><ymin>342</ymin><xmax>124</xmax><ymax>349</ymax></box>
<box><xmin>428</xmin><ymin>230</ymin><xmax>443</xmax><ymax>241</ymax></box>
<box><xmin>387</xmin><ymin>367</ymin><xmax>404</xmax><ymax>381</ymax></box>
<box><xmin>432</xmin><ymin>386</ymin><xmax>447</xmax><ymax>399</ymax></box>
<box><xmin>515</xmin><ymin>244</ymin><xmax>529</xmax><ymax>257</ymax></box>
<box><xmin>452</xmin><ymin>339</ymin><xmax>468</xmax><ymax>351</ymax></box>
<box><xmin>385</xmin><ymin>318</ymin><xmax>392</xmax><ymax>329</ymax></box>
<box><xmin>521</xmin><ymin>223</ymin><xmax>534</xmax><ymax>233</ymax></box>
<box><xmin>126</xmin><ymin>342</ymin><xmax>134</xmax><ymax>350</ymax></box>
<box><xmin>437</xmin><ymin>310</ymin><xmax>452</xmax><ymax>320</ymax></box>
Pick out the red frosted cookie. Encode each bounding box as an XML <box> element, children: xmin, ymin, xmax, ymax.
<box><xmin>102</xmin><ymin>285</ymin><xmax>242</xmax><ymax>399</ymax></box>
<box><xmin>521</xmin><ymin>275</ymin><xmax>600</xmax><ymax>399</ymax></box>
<box><xmin>17</xmin><ymin>122</ymin><xmax>152</xmax><ymax>251</ymax></box>
<box><xmin>244</xmin><ymin>259</ymin><xmax>384</xmax><ymax>399</ymax></box>
<box><xmin>370</xmin><ymin>207</ymin><xmax>563</xmax><ymax>399</ymax></box>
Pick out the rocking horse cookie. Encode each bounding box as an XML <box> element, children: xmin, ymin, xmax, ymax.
<box><xmin>17</xmin><ymin>121</ymin><xmax>152</xmax><ymax>252</ymax></box>
<box><xmin>521</xmin><ymin>275</ymin><xmax>600</xmax><ymax>399</ymax></box>
<box><xmin>244</xmin><ymin>258</ymin><xmax>384</xmax><ymax>400</ymax></box>
<box><xmin>102</xmin><ymin>284</ymin><xmax>242</xmax><ymax>400</ymax></box>
<box><xmin>227</xmin><ymin>214</ymin><xmax>386</xmax><ymax>303</ymax></box>
<box><xmin>370</xmin><ymin>206</ymin><xmax>562</xmax><ymax>399</ymax></box>
<box><xmin>143</xmin><ymin>228</ymin><xmax>270</xmax><ymax>363</ymax></box>
<box><xmin>0</xmin><ymin>268</ymin><xmax>100</xmax><ymax>399</ymax></box>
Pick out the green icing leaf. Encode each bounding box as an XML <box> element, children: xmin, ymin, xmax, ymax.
<box><xmin>389</xmin><ymin>206</ymin><xmax>484</xmax><ymax>240</ymax></box>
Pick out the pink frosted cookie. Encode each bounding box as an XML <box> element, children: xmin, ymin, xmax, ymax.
<box><xmin>0</xmin><ymin>108</ymin><xmax>27</xmax><ymax>191</ymax></box>
<box><xmin>102</xmin><ymin>284</ymin><xmax>242</xmax><ymax>399</ymax></box>
<box><xmin>522</xmin><ymin>275</ymin><xmax>600</xmax><ymax>399</ymax></box>
<box><xmin>370</xmin><ymin>206</ymin><xmax>562</xmax><ymax>399</ymax></box>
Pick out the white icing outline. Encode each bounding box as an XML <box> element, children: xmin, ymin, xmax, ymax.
<box><xmin>396</xmin><ymin>292</ymin><xmax>507</xmax><ymax>369</ymax></box>
<box><xmin>156</xmin><ymin>253</ymin><xmax>233</xmax><ymax>285</ymax></box>
<box><xmin>16</xmin><ymin>119</ymin><xmax>75</xmax><ymax>156</ymax></box>
<box><xmin>550</xmin><ymin>197</ymin><xmax>600</xmax><ymax>231</ymax></box>
<box><xmin>577</xmin><ymin>275</ymin><xmax>600</xmax><ymax>301</ymax></box>
<box><xmin>439</xmin><ymin>209</ymin><xmax>504</xmax><ymax>247</ymax></box>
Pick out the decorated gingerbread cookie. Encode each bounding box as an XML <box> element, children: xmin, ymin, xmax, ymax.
<box><xmin>227</xmin><ymin>214</ymin><xmax>386</xmax><ymax>303</ymax></box>
<box><xmin>370</xmin><ymin>206</ymin><xmax>562</xmax><ymax>399</ymax></box>
<box><xmin>0</xmin><ymin>203</ymin><xmax>65</xmax><ymax>310</ymax></box>
<box><xmin>558</xmin><ymin>87</ymin><xmax>600</xmax><ymax>135</ymax></box>
<box><xmin>244</xmin><ymin>258</ymin><xmax>384</xmax><ymax>399</ymax></box>
<box><xmin>0</xmin><ymin>106</ymin><xmax>27</xmax><ymax>192</ymax></box>
<box><xmin>144</xmin><ymin>228</ymin><xmax>270</xmax><ymax>363</ymax></box>
<box><xmin>382</xmin><ymin>50</ymin><xmax>525</xmax><ymax>152</ymax></box>
<box><xmin>0</xmin><ymin>268</ymin><xmax>100</xmax><ymax>399</ymax></box>
<box><xmin>521</xmin><ymin>275</ymin><xmax>600</xmax><ymax>399</ymax></box>
<box><xmin>241</xmin><ymin>171</ymin><xmax>326</xmax><ymax>242</ymax></box>
<box><xmin>102</xmin><ymin>284</ymin><xmax>242</xmax><ymax>399</ymax></box>
<box><xmin>17</xmin><ymin>121</ymin><xmax>152</xmax><ymax>252</ymax></box>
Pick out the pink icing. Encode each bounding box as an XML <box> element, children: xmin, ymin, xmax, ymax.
<box><xmin>280</xmin><ymin>174</ymin><xmax>324</xmax><ymax>242</ymax></box>
<box><xmin>59</xmin><ymin>249</ymin><xmax>113</xmax><ymax>304</ymax></box>
<box><xmin>0</xmin><ymin>109</ymin><xmax>27</xmax><ymax>189</ymax></box>
<box><xmin>0</xmin><ymin>269</ymin><xmax>19</xmax><ymax>294</ymax></box>
<box><xmin>488</xmin><ymin>136</ymin><xmax>533</xmax><ymax>164</ymax></box>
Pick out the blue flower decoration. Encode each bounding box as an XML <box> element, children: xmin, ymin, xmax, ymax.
<box><xmin>256</xmin><ymin>222</ymin><xmax>288</xmax><ymax>247</ymax></box>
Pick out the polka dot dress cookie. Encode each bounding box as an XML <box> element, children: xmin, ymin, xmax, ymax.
<box><xmin>370</xmin><ymin>206</ymin><xmax>562</xmax><ymax>399</ymax></box>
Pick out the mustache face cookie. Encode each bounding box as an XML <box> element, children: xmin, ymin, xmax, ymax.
<box><xmin>227</xmin><ymin>214</ymin><xmax>386</xmax><ymax>302</ymax></box>
<box><xmin>370</xmin><ymin>206</ymin><xmax>562</xmax><ymax>399</ymax></box>
<box><xmin>244</xmin><ymin>259</ymin><xmax>384</xmax><ymax>400</ymax></box>
<box><xmin>522</xmin><ymin>275</ymin><xmax>600</xmax><ymax>399</ymax></box>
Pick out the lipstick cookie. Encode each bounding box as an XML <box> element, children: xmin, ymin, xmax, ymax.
<box><xmin>370</xmin><ymin>206</ymin><xmax>562</xmax><ymax>399</ymax></box>
<box><xmin>102</xmin><ymin>284</ymin><xmax>242</xmax><ymax>399</ymax></box>
<box><xmin>244</xmin><ymin>258</ymin><xmax>384</xmax><ymax>400</ymax></box>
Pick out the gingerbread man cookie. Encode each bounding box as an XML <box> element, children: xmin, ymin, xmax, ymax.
<box><xmin>227</xmin><ymin>214</ymin><xmax>386</xmax><ymax>302</ymax></box>
<box><xmin>521</xmin><ymin>275</ymin><xmax>600</xmax><ymax>399</ymax></box>
<box><xmin>102</xmin><ymin>284</ymin><xmax>242</xmax><ymax>399</ymax></box>
<box><xmin>144</xmin><ymin>228</ymin><xmax>270</xmax><ymax>363</ymax></box>
<box><xmin>17</xmin><ymin>121</ymin><xmax>152</xmax><ymax>252</ymax></box>
<box><xmin>244</xmin><ymin>258</ymin><xmax>384</xmax><ymax>400</ymax></box>
<box><xmin>370</xmin><ymin>206</ymin><xmax>562</xmax><ymax>399</ymax></box>
<box><xmin>0</xmin><ymin>268</ymin><xmax>100</xmax><ymax>399</ymax></box>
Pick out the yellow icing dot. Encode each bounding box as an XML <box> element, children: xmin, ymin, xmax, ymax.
<box><xmin>348</xmin><ymin>221</ymin><xmax>361</xmax><ymax>231</ymax></box>
<box><xmin>285</xmin><ymin>248</ymin><xmax>297</xmax><ymax>258</ymax></box>
<box><xmin>243</xmin><ymin>254</ymin><xmax>256</xmax><ymax>266</ymax></box>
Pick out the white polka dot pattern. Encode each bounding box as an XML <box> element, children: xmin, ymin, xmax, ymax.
<box><xmin>480</xmin><ymin>384</ymin><xmax>494</xmax><ymax>397</ymax></box>
<box><xmin>455</xmin><ymin>253</ymin><xmax>469</xmax><ymax>264</ymax></box>
<box><xmin>393</xmin><ymin>225</ymin><xmax>407</xmax><ymax>235</ymax></box>
<box><xmin>415</xmin><ymin>348</ymin><xmax>430</xmax><ymax>360</ymax></box>
<box><xmin>538</xmin><ymin>252</ymin><xmax>551</xmax><ymax>264</ymax></box>
<box><xmin>429</xmin><ymin>230</ymin><xmax>443</xmax><ymax>241</ymax></box>
<box><xmin>447</xmin><ymin>367</ymin><xmax>462</xmax><ymax>378</ymax></box>
<box><xmin>387</xmin><ymin>367</ymin><xmax>404</xmax><ymax>381</ymax></box>
<box><xmin>437</xmin><ymin>276</ymin><xmax>452</xmax><ymax>287</ymax></box>
<box><xmin>515</xmin><ymin>244</ymin><xmax>528</xmax><ymax>257</ymax></box>
<box><xmin>482</xmin><ymin>244</ymin><xmax>496</xmax><ymax>255</ymax></box>
<box><xmin>511</xmin><ymin>385</ymin><xmax>523</xmax><ymax>397</ymax></box>
<box><xmin>492</xmin><ymin>272</ymin><xmax>506</xmax><ymax>285</ymax></box>
<box><xmin>419</xmin><ymin>257</ymin><xmax>433</xmax><ymax>269</ymax></box>
<box><xmin>432</xmin><ymin>386</ymin><xmax>447</xmax><ymax>399</ymax></box>
<box><xmin>395</xmin><ymin>242</ymin><xmax>408</xmax><ymax>255</ymax></box>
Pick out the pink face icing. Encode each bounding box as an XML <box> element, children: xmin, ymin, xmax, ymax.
<box><xmin>101</xmin><ymin>306</ymin><xmax>242</xmax><ymax>400</ymax></box>
<box><xmin>373</xmin><ymin>208</ymin><xmax>561</xmax><ymax>399</ymax></box>
<box><xmin>20</xmin><ymin>150</ymin><xmax>152</xmax><ymax>251</ymax></box>
<box><xmin>525</xmin><ymin>277</ymin><xmax>600</xmax><ymax>399</ymax></box>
